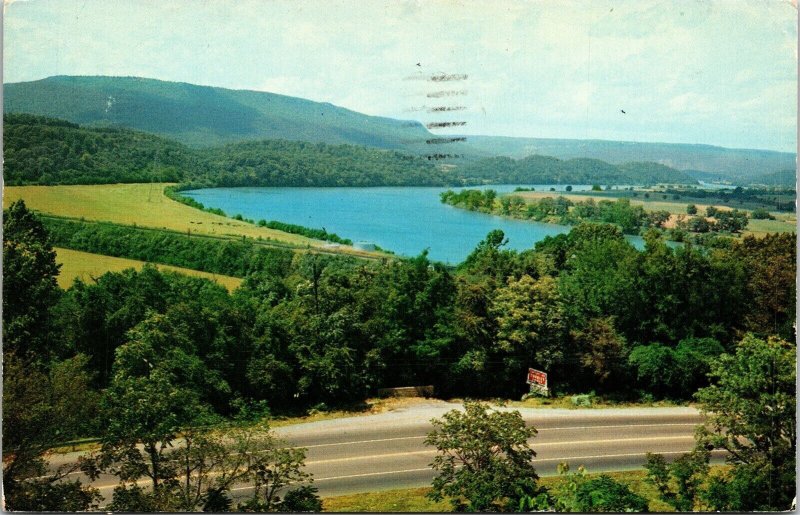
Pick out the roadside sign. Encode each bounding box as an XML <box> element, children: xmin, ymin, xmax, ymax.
<box><xmin>527</xmin><ymin>368</ymin><xmax>547</xmax><ymax>387</ymax></box>
<box><xmin>526</xmin><ymin>368</ymin><xmax>549</xmax><ymax>397</ymax></box>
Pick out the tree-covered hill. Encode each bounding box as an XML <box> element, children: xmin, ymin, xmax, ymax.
<box><xmin>3</xmin><ymin>113</ymin><xmax>205</xmax><ymax>185</ymax></box>
<box><xmin>465</xmin><ymin>135</ymin><xmax>797</xmax><ymax>180</ymax></box>
<box><xmin>4</xmin><ymin>75</ymin><xmax>434</xmax><ymax>150</ymax></box>
<box><xmin>195</xmin><ymin>140</ymin><xmax>450</xmax><ymax>187</ymax></box>
<box><xmin>3</xmin><ymin>113</ymin><xmax>698</xmax><ymax>187</ymax></box>
<box><xmin>3</xmin><ymin>113</ymin><xmax>451</xmax><ymax>187</ymax></box>
<box><xmin>457</xmin><ymin>155</ymin><xmax>696</xmax><ymax>185</ymax></box>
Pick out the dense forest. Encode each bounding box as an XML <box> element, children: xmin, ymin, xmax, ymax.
<box><xmin>5</xmin><ymin>114</ymin><xmax>702</xmax><ymax>187</ymax></box>
<box><xmin>4</xmin><ymin>200</ymin><xmax>796</xmax><ymax>510</ymax></box>
<box><xmin>3</xmin><ymin>114</ymin><xmax>450</xmax><ymax>187</ymax></box>
<box><xmin>8</xmin><ymin>200</ymin><xmax>795</xmax><ymax>407</ymax></box>
<box><xmin>457</xmin><ymin>155</ymin><xmax>696</xmax><ymax>185</ymax></box>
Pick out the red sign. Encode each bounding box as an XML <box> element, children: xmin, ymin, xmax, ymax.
<box><xmin>527</xmin><ymin>368</ymin><xmax>547</xmax><ymax>387</ymax></box>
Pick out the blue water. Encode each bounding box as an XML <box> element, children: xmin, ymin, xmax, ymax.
<box><xmin>182</xmin><ymin>185</ymin><xmax>647</xmax><ymax>264</ymax></box>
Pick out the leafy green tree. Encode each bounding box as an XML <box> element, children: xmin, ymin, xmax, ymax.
<box><xmin>628</xmin><ymin>343</ymin><xmax>676</xmax><ymax>397</ymax></box>
<box><xmin>644</xmin><ymin>450</ymin><xmax>709</xmax><ymax>511</ymax></box>
<box><xmin>425</xmin><ymin>401</ymin><xmax>542</xmax><ymax>511</ymax></box>
<box><xmin>686</xmin><ymin>204</ymin><xmax>697</xmax><ymax>214</ymax></box>
<box><xmin>572</xmin><ymin>317</ymin><xmax>628</xmax><ymax>386</ymax></box>
<box><xmin>559</xmin><ymin>224</ymin><xmax>641</xmax><ymax>335</ymax></box>
<box><xmin>169</xmin><ymin>422</ymin><xmax>319</xmax><ymax>512</ymax></box>
<box><xmin>460</xmin><ymin>229</ymin><xmax>516</xmax><ymax>283</ymax></box>
<box><xmin>2</xmin><ymin>200</ymin><xmax>61</xmax><ymax>359</ymax></box>
<box><xmin>735</xmin><ymin>234</ymin><xmax>796</xmax><ymax>337</ymax></box>
<box><xmin>572</xmin><ymin>475</ymin><xmax>649</xmax><ymax>512</ymax></box>
<box><xmin>2</xmin><ymin>353</ymin><xmax>100</xmax><ymax>511</ymax></box>
<box><xmin>750</xmin><ymin>208</ymin><xmax>775</xmax><ymax>220</ymax></box>
<box><xmin>89</xmin><ymin>314</ymin><xmax>225</xmax><ymax>509</ymax></box>
<box><xmin>693</xmin><ymin>334</ymin><xmax>796</xmax><ymax>510</ymax></box>
<box><xmin>687</xmin><ymin>216</ymin><xmax>711</xmax><ymax>233</ymax></box>
<box><xmin>672</xmin><ymin>337</ymin><xmax>724</xmax><ymax>396</ymax></box>
<box><xmin>491</xmin><ymin>275</ymin><xmax>566</xmax><ymax>387</ymax></box>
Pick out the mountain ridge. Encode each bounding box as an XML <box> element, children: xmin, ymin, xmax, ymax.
<box><xmin>4</xmin><ymin>75</ymin><xmax>795</xmax><ymax>182</ymax></box>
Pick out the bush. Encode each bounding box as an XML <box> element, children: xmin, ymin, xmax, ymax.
<box><xmin>750</xmin><ymin>208</ymin><xmax>775</xmax><ymax>220</ymax></box>
<box><xmin>571</xmin><ymin>393</ymin><xmax>594</xmax><ymax>406</ymax></box>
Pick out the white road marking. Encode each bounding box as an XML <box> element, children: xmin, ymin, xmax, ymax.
<box><xmin>304</xmin><ymin>435</ymin><xmax>694</xmax><ymax>465</ymax></box>
<box><xmin>293</xmin><ymin>423</ymin><xmax>698</xmax><ymax>450</ymax></box>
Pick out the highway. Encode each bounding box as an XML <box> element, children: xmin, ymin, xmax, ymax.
<box><xmin>47</xmin><ymin>402</ymin><xmax>726</xmax><ymax>504</ymax></box>
<box><xmin>265</xmin><ymin>403</ymin><xmax>723</xmax><ymax>498</ymax></box>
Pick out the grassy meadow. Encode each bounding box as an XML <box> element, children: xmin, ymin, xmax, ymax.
<box><xmin>4</xmin><ymin>183</ymin><xmax>383</xmax><ymax>258</ymax></box>
<box><xmin>55</xmin><ymin>247</ymin><xmax>243</xmax><ymax>291</ymax></box>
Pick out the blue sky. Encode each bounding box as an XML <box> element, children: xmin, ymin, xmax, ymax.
<box><xmin>4</xmin><ymin>0</ymin><xmax>797</xmax><ymax>152</ymax></box>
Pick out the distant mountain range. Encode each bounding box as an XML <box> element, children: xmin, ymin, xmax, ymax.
<box><xmin>3</xmin><ymin>75</ymin><xmax>433</xmax><ymax>150</ymax></box>
<box><xmin>464</xmin><ymin>136</ymin><xmax>796</xmax><ymax>183</ymax></box>
<box><xmin>4</xmin><ymin>75</ymin><xmax>796</xmax><ymax>185</ymax></box>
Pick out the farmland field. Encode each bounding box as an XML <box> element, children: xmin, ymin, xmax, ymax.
<box><xmin>55</xmin><ymin>247</ymin><xmax>243</xmax><ymax>291</ymax></box>
<box><xmin>3</xmin><ymin>184</ymin><xmax>383</xmax><ymax>258</ymax></box>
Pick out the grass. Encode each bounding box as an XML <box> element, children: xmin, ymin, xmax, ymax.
<box><xmin>323</xmin><ymin>468</ymin><xmax>732</xmax><ymax>512</ymax></box>
<box><xmin>55</xmin><ymin>247</ymin><xmax>243</xmax><ymax>291</ymax></box>
<box><xmin>746</xmin><ymin>215</ymin><xmax>796</xmax><ymax>235</ymax></box>
<box><xmin>4</xmin><ymin>184</ymin><xmax>383</xmax><ymax>258</ymax></box>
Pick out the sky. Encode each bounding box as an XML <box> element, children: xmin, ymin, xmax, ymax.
<box><xmin>4</xmin><ymin>0</ymin><xmax>798</xmax><ymax>152</ymax></box>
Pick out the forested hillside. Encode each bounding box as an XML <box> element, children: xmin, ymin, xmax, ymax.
<box><xmin>3</xmin><ymin>114</ymin><xmax>449</xmax><ymax>187</ymax></box>
<box><xmin>3</xmin><ymin>114</ymin><xmax>204</xmax><ymax>184</ymax></box>
<box><xmin>458</xmin><ymin>155</ymin><xmax>696</xmax><ymax>184</ymax></box>
<box><xmin>4</xmin><ymin>114</ymin><xmax>699</xmax><ymax>187</ymax></box>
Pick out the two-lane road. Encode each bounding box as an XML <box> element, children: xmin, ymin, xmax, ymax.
<box><xmin>247</xmin><ymin>403</ymin><xmax>724</xmax><ymax>498</ymax></box>
<box><xmin>48</xmin><ymin>402</ymin><xmax>725</xmax><ymax>503</ymax></box>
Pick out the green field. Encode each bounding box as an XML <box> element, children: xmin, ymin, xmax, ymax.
<box><xmin>55</xmin><ymin>247</ymin><xmax>242</xmax><ymax>291</ymax></box>
<box><xmin>3</xmin><ymin>184</ymin><xmax>382</xmax><ymax>258</ymax></box>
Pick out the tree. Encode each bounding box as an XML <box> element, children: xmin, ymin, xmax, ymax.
<box><xmin>628</xmin><ymin>343</ymin><xmax>676</xmax><ymax>398</ymax></box>
<box><xmin>565</xmin><ymin>185</ymin><xmax>573</xmax><ymax>192</ymax></box>
<box><xmin>425</xmin><ymin>401</ymin><xmax>542</xmax><ymax>511</ymax></box>
<box><xmin>644</xmin><ymin>451</ymin><xmax>709</xmax><ymax>511</ymax></box>
<box><xmin>686</xmin><ymin>204</ymin><xmax>697</xmax><ymax>215</ymax></box>
<box><xmin>2</xmin><ymin>199</ymin><xmax>61</xmax><ymax>359</ymax></box>
<box><xmin>170</xmin><ymin>421</ymin><xmax>318</xmax><ymax>513</ymax></box>
<box><xmin>491</xmin><ymin>275</ymin><xmax>566</xmax><ymax>389</ymax></box>
<box><xmin>750</xmin><ymin>208</ymin><xmax>775</xmax><ymax>220</ymax></box>
<box><xmin>735</xmin><ymin>234</ymin><xmax>796</xmax><ymax>337</ymax></box>
<box><xmin>693</xmin><ymin>334</ymin><xmax>795</xmax><ymax>511</ymax></box>
<box><xmin>572</xmin><ymin>317</ymin><xmax>628</xmax><ymax>386</ymax></box>
<box><xmin>90</xmin><ymin>314</ymin><xmax>223</xmax><ymax>510</ymax></box>
<box><xmin>2</xmin><ymin>353</ymin><xmax>101</xmax><ymax>511</ymax></box>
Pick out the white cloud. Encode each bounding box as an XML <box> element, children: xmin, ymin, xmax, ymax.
<box><xmin>3</xmin><ymin>0</ymin><xmax>796</xmax><ymax>151</ymax></box>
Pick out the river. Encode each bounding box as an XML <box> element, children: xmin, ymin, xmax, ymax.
<box><xmin>182</xmin><ymin>185</ymin><xmax>649</xmax><ymax>264</ymax></box>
